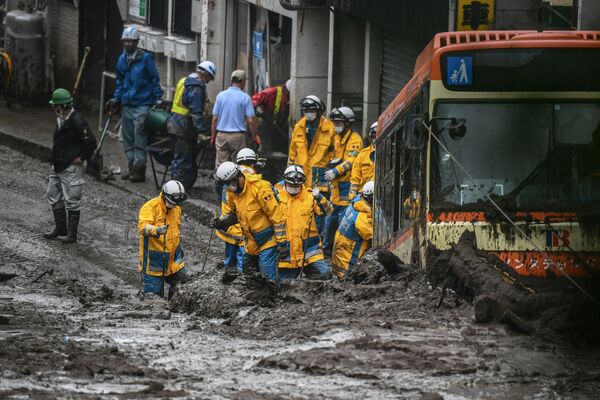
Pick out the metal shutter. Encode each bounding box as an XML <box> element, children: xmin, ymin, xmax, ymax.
<box><xmin>379</xmin><ymin>32</ymin><xmax>420</xmax><ymax>113</ymax></box>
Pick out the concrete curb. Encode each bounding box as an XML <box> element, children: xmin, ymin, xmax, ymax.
<box><xmin>0</xmin><ymin>128</ymin><xmax>218</xmax><ymax>225</ymax></box>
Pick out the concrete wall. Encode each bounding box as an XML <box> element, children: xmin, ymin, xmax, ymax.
<box><xmin>203</xmin><ymin>0</ymin><xmax>228</xmax><ymax>101</ymax></box>
<box><xmin>578</xmin><ymin>0</ymin><xmax>600</xmax><ymax>29</ymax></box>
<box><xmin>290</xmin><ymin>9</ymin><xmax>330</xmax><ymax>121</ymax></box>
<box><xmin>494</xmin><ymin>0</ymin><xmax>543</xmax><ymax>30</ymax></box>
<box><xmin>48</xmin><ymin>0</ymin><xmax>79</xmax><ymax>90</ymax></box>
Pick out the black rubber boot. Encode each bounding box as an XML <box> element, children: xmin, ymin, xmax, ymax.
<box><xmin>121</xmin><ymin>161</ymin><xmax>133</xmax><ymax>180</ymax></box>
<box><xmin>62</xmin><ymin>210</ymin><xmax>80</xmax><ymax>244</ymax></box>
<box><xmin>129</xmin><ymin>165</ymin><xmax>146</xmax><ymax>182</ymax></box>
<box><xmin>43</xmin><ymin>208</ymin><xmax>67</xmax><ymax>239</ymax></box>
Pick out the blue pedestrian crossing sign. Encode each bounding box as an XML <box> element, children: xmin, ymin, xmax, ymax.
<box><xmin>447</xmin><ymin>56</ymin><xmax>472</xmax><ymax>85</ymax></box>
<box><xmin>253</xmin><ymin>31</ymin><xmax>263</xmax><ymax>58</ymax></box>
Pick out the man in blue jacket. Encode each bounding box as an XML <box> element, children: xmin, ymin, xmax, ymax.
<box><xmin>167</xmin><ymin>60</ymin><xmax>216</xmax><ymax>190</ymax></box>
<box><xmin>107</xmin><ymin>26</ymin><xmax>163</xmax><ymax>183</ymax></box>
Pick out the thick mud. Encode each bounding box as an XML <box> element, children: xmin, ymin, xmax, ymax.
<box><xmin>2</xmin><ymin>145</ymin><xmax>600</xmax><ymax>399</ymax></box>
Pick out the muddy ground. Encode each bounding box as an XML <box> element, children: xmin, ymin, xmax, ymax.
<box><xmin>1</xmin><ymin>144</ymin><xmax>600</xmax><ymax>399</ymax></box>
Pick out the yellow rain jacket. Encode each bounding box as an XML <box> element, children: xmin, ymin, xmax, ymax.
<box><xmin>330</xmin><ymin>129</ymin><xmax>363</xmax><ymax>206</ymax></box>
<box><xmin>278</xmin><ymin>186</ymin><xmax>333</xmax><ymax>269</ymax></box>
<box><xmin>215</xmin><ymin>165</ymin><xmax>257</xmax><ymax>247</ymax></box>
<box><xmin>138</xmin><ymin>195</ymin><xmax>185</xmax><ymax>277</ymax></box>
<box><xmin>349</xmin><ymin>144</ymin><xmax>375</xmax><ymax>200</ymax></box>
<box><xmin>225</xmin><ymin>172</ymin><xmax>286</xmax><ymax>256</ymax></box>
<box><xmin>288</xmin><ymin>116</ymin><xmax>335</xmax><ymax>191</ymax></box>
<box><xmin>331</xmin><ymin>199</ymin><xmax>373</xmax><ymax>278</ymax></box>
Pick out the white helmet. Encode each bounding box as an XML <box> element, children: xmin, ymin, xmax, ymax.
<box><xmin>285</xmin><ymin>79</ymin><xmax>292</xmax><ymax>92</ymax></box>
<box><xmin>301</xmin><ymin>95</ymin><xmax>324</xmax><ymax>112</ymax></box>
<box><xmin>283</xmin><ymin>165</ymin><xmax>306</xmax><ymax>185</ymax></box>
<box><xmin>122</xmin><ymin>26</ymin><xmax>140</xmax><ymax>41</ymax></box>
<box><xmin>236</xmin><ymin>148</ymin><xmax>258</xmax><ymax>164</ymax></box>
<box><xmin>162</xmin><ymin>180</ymin><xmax>186</xmax><ymax>206</ymax></box>
<box><xmin>197</xmin><ymin>60</ymin><xmax>216</xmax><ymax>80</ymax></box>
<box><xmin>339</xmin><ymin>106</ymin><xmax>355</xmax><ymax>122</ymax></box>
<box><xmin>215</xmin><ymin>161</ymin><xmax>240</xmax><ymax>182</ymax></box>
<box><xmin>362</xmin><ymin>181</ymin><xmax>375</xmax><ymax>197</ymax></box>
<box><xmin>369</xmin><ymin>121</ymin><xmax>378</xmax><ymax>139</ymax></box>
<box><xmin>329</xmin><ymin>106</ymin><xmax>355</xmax><ymax>123</ymax></box>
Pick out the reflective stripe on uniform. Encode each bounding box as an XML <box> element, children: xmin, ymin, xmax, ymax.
<box><xmin>331</xmin><ymin>263</ymin><xmax>347</xmax><ymax>278</ymax></box>
<box><xmin>273</xmin><ymin>86</ymin><xmax>283</xmax><ymax>123</ymax></box>
<box><xmin>143</xmin><ymin>224</ymin><xmax>156</xmax><ymax>237</ymax></box>
<box><xmin>217</xmin><ymin>229</ymin><xmax>244</xmax><ymax>243</ymax></box>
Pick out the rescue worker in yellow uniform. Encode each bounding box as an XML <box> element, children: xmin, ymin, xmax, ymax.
<box><xmin>215</xmin><ymin>148</ymin><xmax>261</xmax><ymax>272</ymax></box>
<box><xmin>323</xmin><ymin>106</ymin><xmax>363</xmax><ymax>254</ymax></box>
<box><xmin>277</xmin><ymin>166</ymin><xmax>333</xmax><ymax>280</ymax></box>
<box><xmin>349</xmin><ymin>121</ymin><xmax>377</xmax><ymax>201</ymax></box>
<box><xmin>288</xmin><ymin>95</ymin><xmax>335</xmax><ymax>235</ymax></box>
<box><xmin>138</xmin><ymin>180</ymin><xmax>189</xmax><ymax>296</ymax></box>
<box><xmin>167</xmin><ymin>60</ymin><xmax>216</xmax><ymax>190</ymax></box>
<box><xmin>331</xmin><ymin>181</ymin><xmax>374</xmax><ymax>279</ymax></box>
<box><xmin>212</xmin><ymin>161</ymin><xmax>287</xmax><ymax>280</ymax></box>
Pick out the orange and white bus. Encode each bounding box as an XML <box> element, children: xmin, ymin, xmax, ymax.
<box><xmin>374</xmin><ymin>31</ymin><xmax>600</xmax><ymax>277</ymax></box>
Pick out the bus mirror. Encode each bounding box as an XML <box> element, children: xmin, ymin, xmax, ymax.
<box><xmin>448</xmin><ymin>118</ymin><xmax>467</xmax><ymax>140</ymax></box>
<box><xmin>404</xmin><ymin>114</ymin><xmax>428</xmax><ymax>150</ymax></box>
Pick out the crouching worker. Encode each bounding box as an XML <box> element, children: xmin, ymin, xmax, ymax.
<box><xmin>212</xmin><ymin>162</ymin><xmax>287</xmax><ymax>280</ymax></box>
<box><xmin>44</xmin><ymin>88</ymin><xmax>97</xmax><ymax>244</ymax></box>
<box><xmin>278</xmin><ymin>166</ymin><xmax>333</xmax><ymax>280</ymax></box>
<box><xmin>215</xmin><ymin>148</ymin><xmax>262</xmax><ymax>272</ymax></box>
<box><xmin>138</xmin><ymin>180</ymin><xmax>190</xmax><ymax>297</ymax></box>
<box><xmin>331</xmin><ymin>181</ymin><xmax>374</xmax><ymax>279</ymax></box>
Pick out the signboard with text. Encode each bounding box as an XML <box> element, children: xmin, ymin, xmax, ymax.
<box><xmin>129</xmin><ymin>0</ymin><xmax>147</xmax><ymax>20</ymax></box>
<box><xmin>457</xmin><ymin>0</ymin><xmax>495</xmax><ymax>31</ymax></box>
<box><xmin>253</xmin><ymin>31</ymin><xmax>264</xmax><ymax>58</ymax></box>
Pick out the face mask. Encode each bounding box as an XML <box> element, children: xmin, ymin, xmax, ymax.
<box><xmin>54</xmin><ymin>106</ymin><xmax>71</xmax><ymax>121</ymax></box>
<box><xmin>227</xmin><ymin>181</ymin><xmax>238</xmax><ymax>193</ymax></box>
<box><xmin>305</xmin><ymin>112</ymin><xmax>317</xmax><ymax>122</ymax></box>
<box><xmin>286</xmin><ymin>185</ymin><xmax>301</xmax><ymax>195</ymax></box>
<box><xmin>165</xmin><ymin>200</ymin><xmax>176</xmax><ymax>209</ymax></box>
<box><xmin>334</xmin><ymin>126</ymin><xmax>344</xmax><ymax>134</ymax></box>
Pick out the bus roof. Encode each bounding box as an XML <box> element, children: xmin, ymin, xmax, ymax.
<box><xmin>377</xmin><ymin>30</ymin><xmax>600</xmax><ymax>137</ymax></box>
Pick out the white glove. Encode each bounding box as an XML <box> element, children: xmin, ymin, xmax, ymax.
<box><xmin>312</xmin><ymin>187</ymin><xmax>320</xmax><ymax>197</ymax></box>
<box><xmin>324</xmin><ymin>169</ymin><xmax>336</xmax><ymax>181</ymax></box>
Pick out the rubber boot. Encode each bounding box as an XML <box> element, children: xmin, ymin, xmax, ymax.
<box><xmin>43</xmin><ymin>208</ymin><xmax>67</xmax><ymax>239</ymax></box>
<box><xmin>62</xmin><ymin>210</ymin><xmax>80</xmax><ymax>244</ymax></box>
<box><xmin>129</xmin><ymin>165</ymin><xmax>146</xmax><ymax>182</ymax></box>
<box><xmin>121</xmin><ymin>161</ymin><xmax>133</xmax><ymax>180</ymax></box>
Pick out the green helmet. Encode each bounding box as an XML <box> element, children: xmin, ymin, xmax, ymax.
<box><xmin>49</xmin><ymin>88</ymin><xmax>73</xmax><ymax>105</ymax></box>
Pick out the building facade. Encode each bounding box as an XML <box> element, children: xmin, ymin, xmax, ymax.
<box><xmin>6</xmin><ymin>0</ymin><xmax>591</xmax><ymax>134</ymax></box>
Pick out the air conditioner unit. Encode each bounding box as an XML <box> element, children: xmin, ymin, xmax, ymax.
<box><xmin>175</xmin><ymin>38</ymin><xmax>197</xmax><ymax>62</ymax></box>
<box><xmin>163</xmin><ymin>36</ymin><xmax>177</xmax><ymax>58</ymax></box>
<box><xmin>146</xmin><ymin>30</ymin><xmax>165</xmax><ymax>53</ymax></box>
<box><xmin>136</xmin><ymin>25</ymin><xmax>153</xmax><ymax>50</ymax></box>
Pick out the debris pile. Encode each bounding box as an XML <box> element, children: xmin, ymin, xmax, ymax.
<box><xmin>428</xmin><ymin>231</ymin><xmax>600</xmax><ymax>343</ymax></box>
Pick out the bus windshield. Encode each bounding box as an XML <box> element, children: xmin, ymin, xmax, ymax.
<box><xmin>430</xmin><ymin>102</ymin><xmax>600</xmax><ymax>212</ymax></box>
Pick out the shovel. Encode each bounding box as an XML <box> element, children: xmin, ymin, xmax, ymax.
<box><xmin>86</xmin><ymin>113</ymin><xmax>114</xmax><ymax>181</ymax></box>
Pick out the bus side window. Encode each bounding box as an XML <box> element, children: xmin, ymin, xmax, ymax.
<box><xmin>393</xmin><ymin>124</ymin><xmax>404</xmax><ymax>233</ymax></box>
<box><xmin>375</xmin><ymin>132</ymin><xmax>396</xmax><ymax>245</ymax></box>
<box><xmin>399</xmin><ymin>101</ymin><xmax>423</xmax><ymax>228</ymax></box>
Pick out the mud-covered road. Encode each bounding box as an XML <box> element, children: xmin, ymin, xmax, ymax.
<box><xmin>1</xmin><ymin>144</ymin><xmax>600</xmax><ymax>399</ymax></box>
